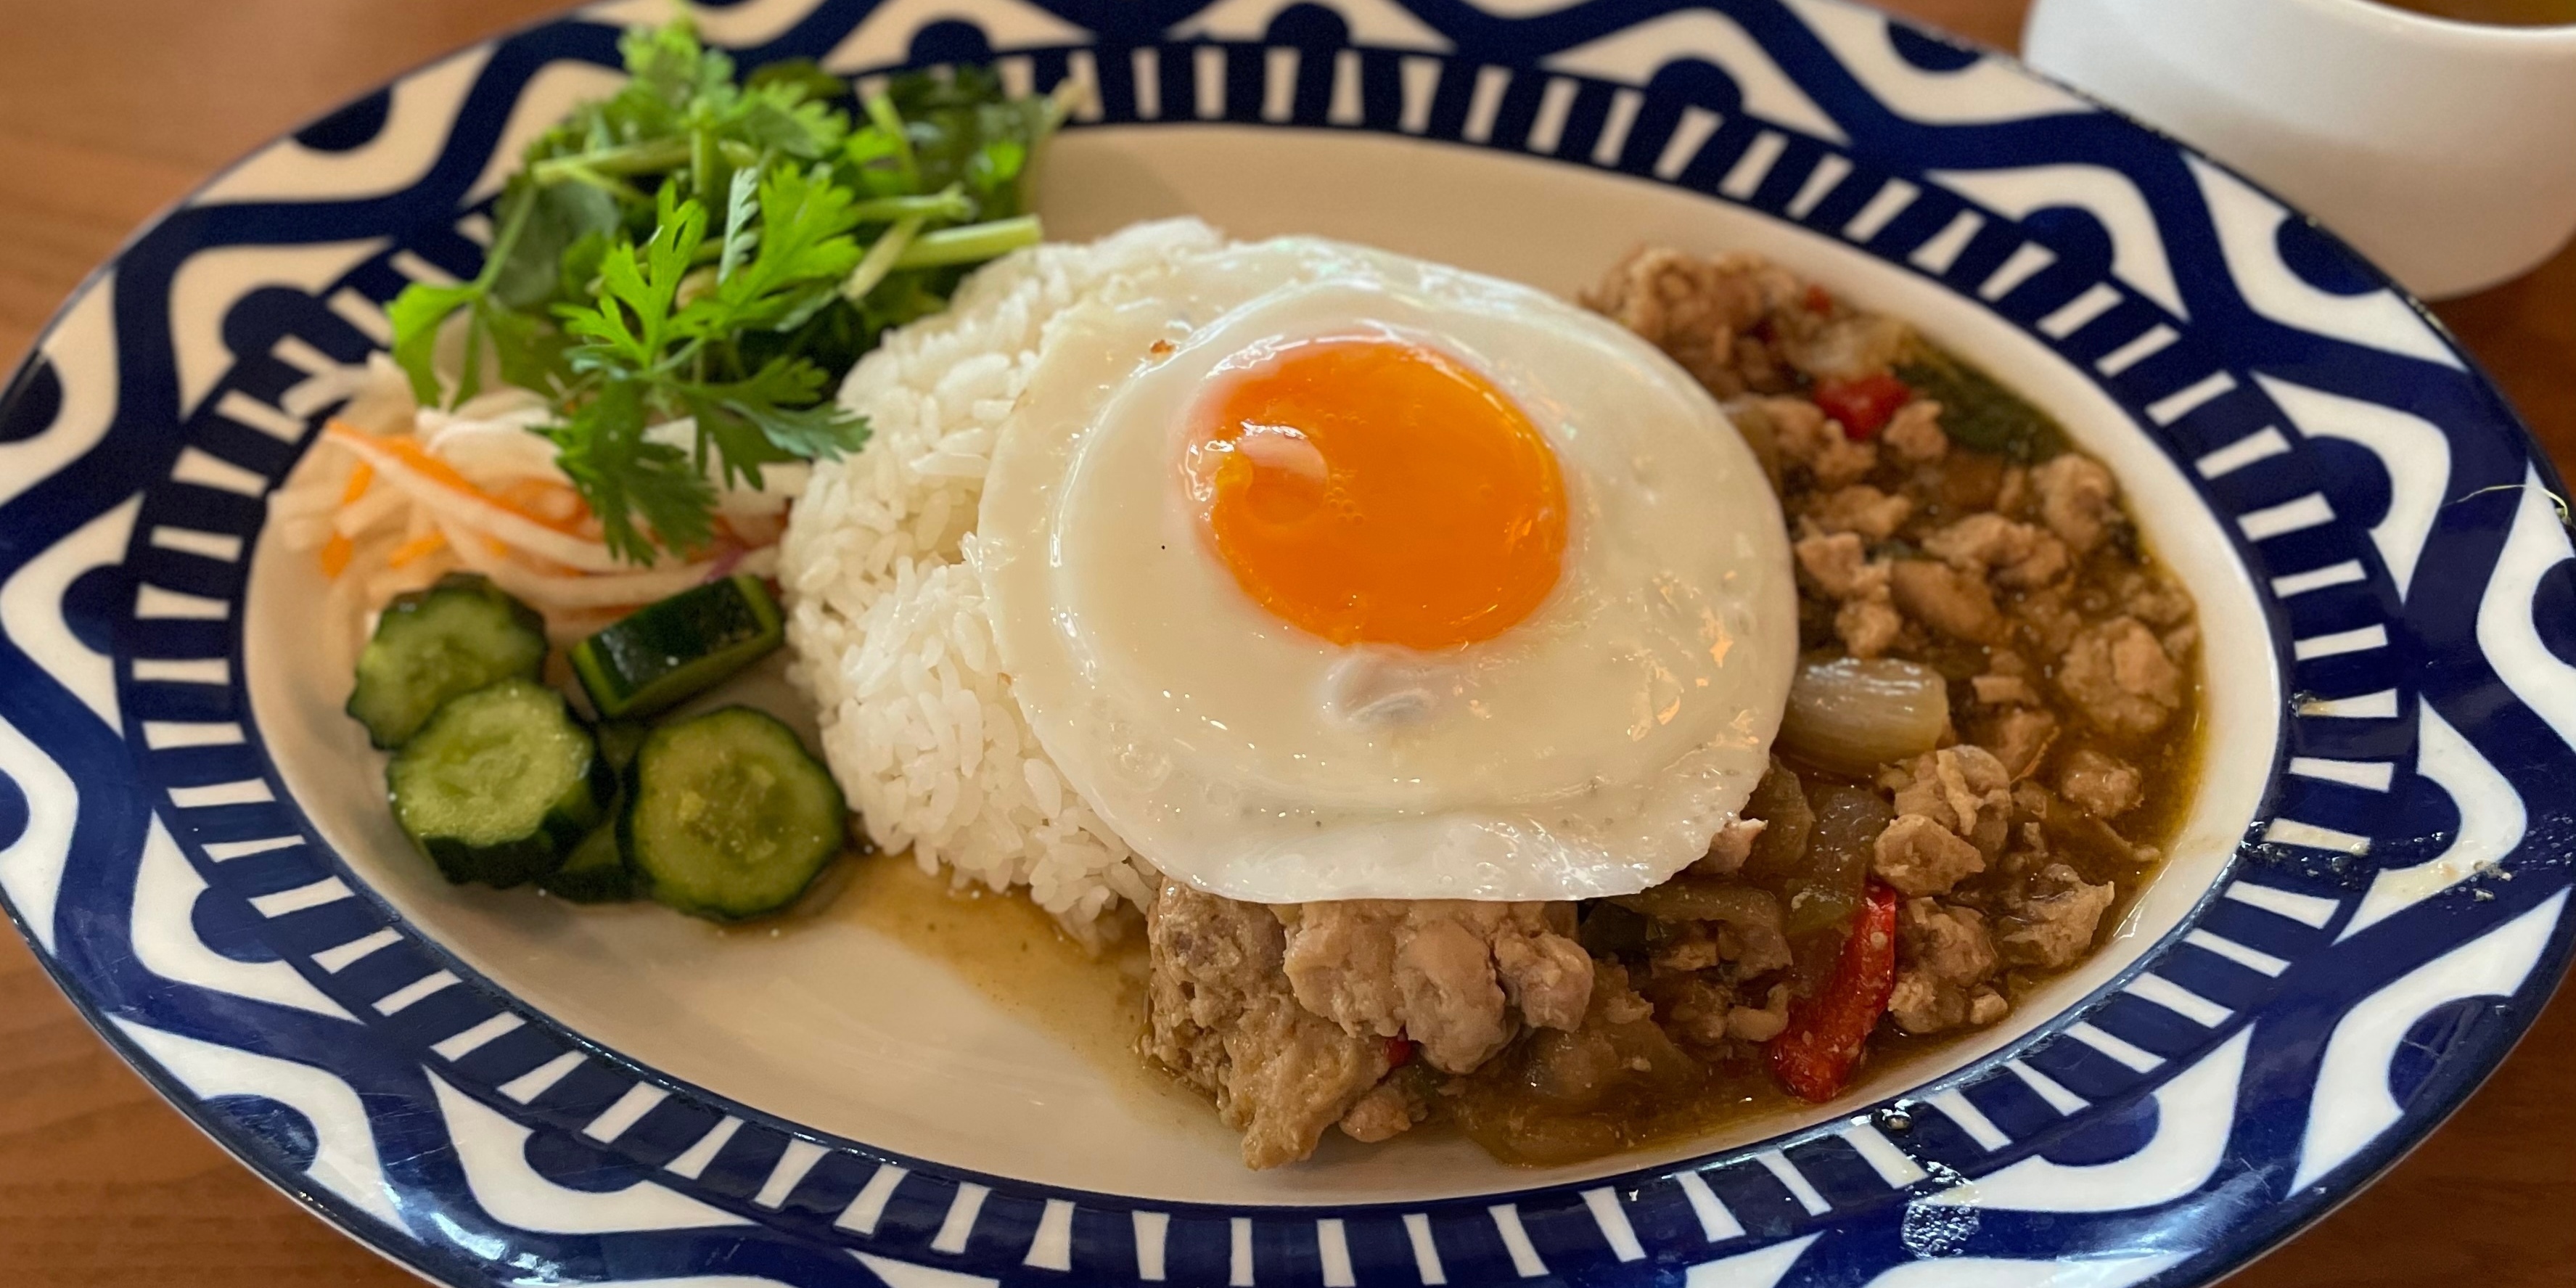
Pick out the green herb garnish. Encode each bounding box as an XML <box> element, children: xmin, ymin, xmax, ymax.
<box><xmin>1895</xmin><ymin>345</ymin><xmax>2068</xmax><ymax>464</ymax></box>
<box><xmin>388</xmin><ymin>19</ymin><xmax>1067</xmax><ymax>563</ymax></box>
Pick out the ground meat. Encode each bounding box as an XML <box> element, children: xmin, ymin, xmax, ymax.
<box><xmin>1974</xmin><ymin>988</ymin><xmax>2010</xmax><ymax>1025</ymax></box>
<box><xmin>1647</xmin><ymin>972</ymin><xmax>1738</xmax><ymax>1046</ymax></box>
<box><xmin>2160</xmin><ymin>621</ymin><xmax>2201</xmax><ymax>662</ymax></box>
<box><xmin>1650</xmin><ymin>927</ymin><xmax>1724</xmax><ymax>975</ymax></box>
<box><xmin>1836</xmin><ymin>599</ymin><xmax>1906</xmax><ymax>659</ymax></box>
<box><xmin>2058</xmin><ymin>749</ymin><xmax>2144</xmax><ymax>818</ymax></box>
<box><xmin>1795</xmin><ymin>531</ymin><xmax>1884</xmax><ymax>599</ymax></box>
<box><xmin>1728</xmin><ymin>983</ymin><xmax>1792</xmax><ymax>1042</ymax></box>
<box><xmin>1995</xmin><ymin>464</ymin><xmax>2031</xmax><ymax>517</ymax></box>
<box><xmin>1970</xmin><ymin>651</ymin><xmax>2040</xmax><ymax>707</ymax></box>
<box><xmin>1891</xmin><ymin>559</ymin><xmax>2003</xmax><ymax>642</ymax></box>
<box><xmin>1872</xmin><ymin>815</ymin><xmax>1984</xmax><ymax>896</ymax></box>
<box><xmin>1921</xmin><ymin>512</ymin><xmax>2070</xmax><ymax>588</ymax></box>
<box><xmin>1583</xmin><ymin>248</ymin><xmax>1800</xmax><ymax>396</ymax></box>
<box><xmin>1710</xmin><ymin>901</ymin><xmax>1794</xmax><ymax>977</ymax></box>
<box><xmin>2019</xmin><ymin>784</ymin><xmax>2143</xmax><ymax>871</ymax></box>
<box><xmin>1806</xmin><ymin>484</ymin><xmax>1914</xmax><ymax>540</ymax></box>
<box><xmin>2055</xmin><ymin>617</ymin><xmax>2186</xmax><ymax>737</ymax></box>
<box><xmin>1694</xmin><ymin>817</ymin><xmax>1769</xmax><ymax>878</ymax></box>
<box><xmin>1997</xmin><ymin>863</ymin><xmax>2117</xmax><ymax>968</ymax></box>
<box><xmin>1882</xmin><ymin>401</ymin><xmax>1948</xmax><ymax>462</ymax></box>
<box><xmin>1748</xmin><ymin>395</ymin><xmax>1878</xmax><ymax>488</ymax></box>
<box><xmin>1890</xmin><ymin>746</ymin><xmax>2014</xmax><ymax>850</ymax></box>
<box><xmin>2117</xmin><ymin>569</ymin><xmax>2195</xmax><ymax>630</ymax></box>
<box><xmin>1653</xmin><ymin>970</ymin><xmax>1791</xmax><ymax>1049</ymax></box>
<box><xmin>1977</xmin><ymin>707</ymin><xmax>2060</xmax><ymax>780</ymax></box>
<box><xmin>2011</xmin><ymin>781</ymin><xmax>2052</xmax><ymax>826</ymax></box>
<box><xmin>1491</xmin><ymin>925</ymin><xmax>1596</xmax><ymax>1031</ymax></box>
<box><xmin>1973</xmin><ymin>673</ymin><xmax>2040</xmax><ymax>706</ymax></box>
<box><xmin>2011</xmin><ymin>586</ymin><xmax>2085</xmax><ymax>660</ymax></box>
<box><xmin>1337</xmin><ymin>1078</ymin><xmax>1426</xmax><ymax>1144</ymax></box>
<box><xmin>1145</xmin><ymin>884</ymin><xmax>1391</xmax><ymax>1168</ymax></box>
<box><xmin>1888</xmin><ymin>898</ymin><xmax>2003</xmax><ymax>1035</ymax></box>
<box><xmin>1585</xmin><ymin>247</ymin><xmax>1928</xmax><ymax>398</ymax></box>
<box><xmin>2030</xmin><ymin>454</ymin><xmax>2119</xmax><ymax>553</ymax></box>
<box><xmin>1795</xmin><ymin>532</ymin><xmax>1903</xmax><ymax>658</ymax></box>
<box><xmin>1276</xmin><ymin>901</ymin><xmax>1593</xmax><ymax>1073</ymax></box>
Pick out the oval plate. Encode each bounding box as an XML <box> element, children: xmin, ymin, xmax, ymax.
<box><xmin>1</xmin><ymin>1</ymin><xmax>2570</xmax><ymax>1285</ymax></box>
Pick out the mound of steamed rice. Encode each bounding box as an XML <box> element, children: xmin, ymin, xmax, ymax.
<box><xmin>780</xmin><ymin>218</ymin><xmax>1226</xmax><ymax>935</ymax></box>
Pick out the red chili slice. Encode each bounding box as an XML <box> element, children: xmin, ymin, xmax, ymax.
<box><xmin>1386</xmin><ymin>1037</ymin><xmax>1416</xmax><ymax>1069</ymax></box>
<box><xmin>1766</xmin><ymin>882</ymin><xmax>1900</xmax><ymax>1103</ymax></box>
<box><xmin>1813</xmin><ymin>372</ymin><xmax>1913</xmax><ymax>440</ymax></box>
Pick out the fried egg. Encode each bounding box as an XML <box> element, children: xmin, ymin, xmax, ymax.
<box><xmin>977</xmin><ymin>236</ymin><xmax>1794</xmax><ymax>902</ymax></box>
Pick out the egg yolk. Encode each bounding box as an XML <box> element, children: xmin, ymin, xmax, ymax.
<box><xmin>1184</xmin><ymin>335</ymin><xmax>1567</xmax><ymax>650</ymax></box>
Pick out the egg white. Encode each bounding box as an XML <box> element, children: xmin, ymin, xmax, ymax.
<box><xmin>976</xmin><ymin>237</ymin><xmax>1795</xmax><ymax>902</ymax></box>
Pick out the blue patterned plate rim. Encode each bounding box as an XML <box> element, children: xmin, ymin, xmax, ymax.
<box><xmin>0</xmin><ymin>1</ymin><xmax>2569</xmax><ymax>1287</ymax></box>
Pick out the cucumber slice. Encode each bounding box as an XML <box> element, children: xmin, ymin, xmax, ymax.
<box><xmin>623</xmin><ymin>707</ymin><xmax>845</xmax><ymax>921</ymax></box>
<box><xmin>541</xmin><ymin>821</ymin><xmax>636</xmax><ymax>903</ymax></box>
<box><xmin>571</xmin><ymin>575</ymin><xmax>783</xmax><ymax>721</ymax></box>
<box><xmin>542</xmin><ymin>724</ymin><xmax>643</xmax><ymax>903</ymax></box>
<box><xmin>348</xmin><ymin>573</ymin><xmax>549</xmax><ymax>748</ymax></box>
<box><xmin>387</xmin><ymin>678</ymin><xmax>610</xmax><ymax>888</ymax></box>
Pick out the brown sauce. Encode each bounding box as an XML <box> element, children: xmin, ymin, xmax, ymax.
<box><xmin>824</xmin><ymin>850</ymin><xmax>1155</xmax><ymax>1078</ymax></box>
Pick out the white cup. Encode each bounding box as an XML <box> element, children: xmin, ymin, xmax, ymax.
<box><xmin>2024</xmin><ymin>0</ymin><xmax>2576</xmax><ymax>298</ymax></box>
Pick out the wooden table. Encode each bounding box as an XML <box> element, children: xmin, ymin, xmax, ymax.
<box><xmin>0</xmin><ymin>2</ymin><xmax>2567</xmax><ymax>1284</ymax></box>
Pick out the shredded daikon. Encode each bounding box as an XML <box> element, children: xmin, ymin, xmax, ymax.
<box><xmin>269</xmin><ymin>353</ymin><xmax>796</xmax><ymax>640</ymax></box>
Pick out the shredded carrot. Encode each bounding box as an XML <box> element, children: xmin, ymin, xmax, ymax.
<box><xmin>319</xmin><ymin>533</ymin><xmax>354</xmax><ymax>578</ymax></box>
<box><xmin>316</xmin><ymin>459</ymin><xmax>374</xmax><ymax>578</ymax></box>
<box><xmin>324</xmin><ymin>422</ymin><xmax>591</xmax><ymax>536</ymax></box>
<box><xmin>496</xmin><ymin>477</ymin><xmax>591</xmax><ymax>528</ymax></box>
<box><xmin>387</xmin><ymin>532</ymin><xmax>448</xmax><ymax>569</ymax></box>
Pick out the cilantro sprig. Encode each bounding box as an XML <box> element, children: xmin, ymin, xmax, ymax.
<box><xmin>387</xmin><ymin>19</ymin><xmax>1067</xmax><ymax>564</ymax></box>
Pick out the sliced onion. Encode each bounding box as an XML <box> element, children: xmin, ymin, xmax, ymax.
<box><xmin>430</xmin><ymin>514</ymin><xmax>713</xmax><ymax>610</ymax></box>
<box><xmin>1779</xmin><ymin>657</ymin><xmax>1949</xmax><ymax>776</ymax></box>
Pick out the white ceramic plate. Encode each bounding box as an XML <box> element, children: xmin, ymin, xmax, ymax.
<box><xmin>1</xmin><ymin>2</ymin><xmax>2569</xmax><ymax>1284</ymax></box>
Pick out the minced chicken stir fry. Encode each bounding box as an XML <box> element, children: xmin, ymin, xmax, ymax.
<box><xmin>1141</xmin><ymin>247</ymin><xmax>2202</xmax><ymax>1168</ymax></box>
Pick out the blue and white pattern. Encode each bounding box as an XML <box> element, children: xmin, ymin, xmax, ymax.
<box><xmin>0</xmin><ymin>1</ymin><xmax>2569</xmax><ymax>1285</ymax></box>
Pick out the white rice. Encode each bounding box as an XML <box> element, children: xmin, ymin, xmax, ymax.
<box><xmin>779</xmin><ymin>218</ymin><xmax>1226</xmax><ymax>935</ymax></box>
